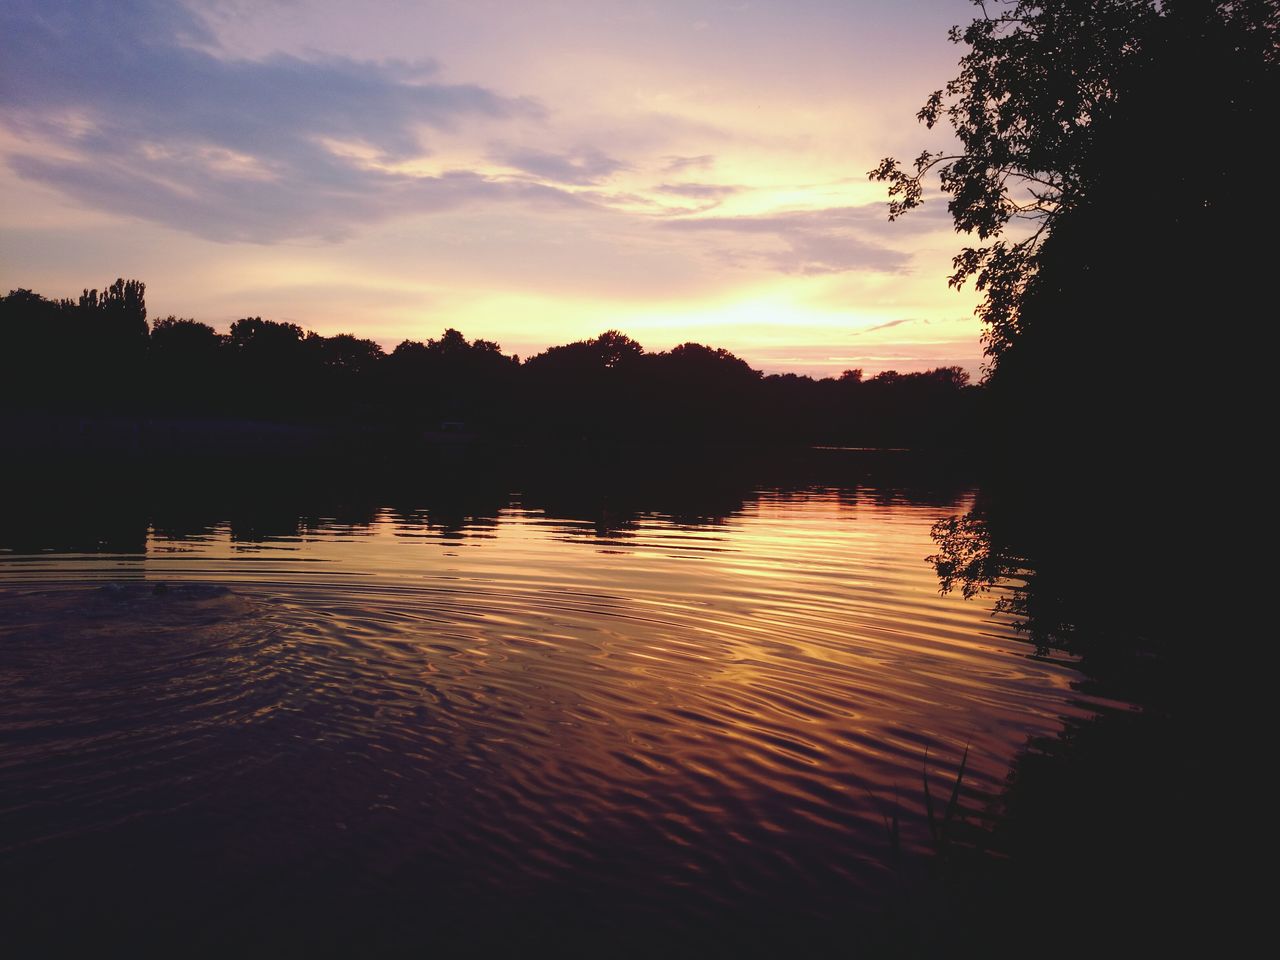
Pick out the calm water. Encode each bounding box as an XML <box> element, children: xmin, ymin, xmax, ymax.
<box><xmin>0</xmin><ymin>481</ymin><xmax>1106</xmax><ymax>953</ymax></box>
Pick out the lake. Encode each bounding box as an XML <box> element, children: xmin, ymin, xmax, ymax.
<box><xmin>0</xmin><ymin>464</ymin><xmax>1111</xmax><ymax>954</ymax></box>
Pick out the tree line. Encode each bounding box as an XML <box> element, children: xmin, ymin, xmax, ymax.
<box><xmin>0</xmin><ymin>281</ymin><xmax>975</xmax><ymax>449</ymax></box>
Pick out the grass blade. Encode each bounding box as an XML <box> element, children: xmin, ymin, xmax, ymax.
<box><xmin>922</xmin><ymin>747</ymin><xmax>938</xmax><ymax>847</ymax></box>
<box><xmin>941</xmin><ymin>743</ymin><xmax>970</xmax><ymax>845</ymax></box>
<box><xmin>863</xmin><ymin>785</ymin><xmax>902</xmax><ymax>857</ymax></box>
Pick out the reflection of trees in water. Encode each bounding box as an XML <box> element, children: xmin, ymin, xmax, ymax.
<box><xmin>926</xmin><ymin>494</ymin><xmax>1161</xmax><ymax>698</ymax></box>
<box><xmin>928</xmin><ymin>510</ymin><xmax>1076</xmax><ymax>657</ymax></box>
<box><xmin>922</xmin><ymin>489</ymin><xmax>1193</xmax><ymax>958</ymax></box>
<box><xmin>0</xmin><ymin>507</ymin><xmax>149</xmax><ymax>555</ymax></box>
<box><xmin>386</xmin><ymin>503</ymin><xmax>505</xmax><ymax>539</ymax></box>
<box><xmin>927</xmin><ymin>478</ymin><xmax>1182</xmax><ymax>716</ymax></box>
<box><xmin>0</xmin><ymin>452</ymin><xmax>976</xmax><ymax>553</ymax></box>
<box><xmin>520</xmin><ymin>484</ymin><xmax>746</xmax><ymax>539</ymax></box>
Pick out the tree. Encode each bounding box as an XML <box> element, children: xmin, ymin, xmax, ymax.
<box><xmin>592</xmin><ymin>330</ymin><xmax>644</xmax><ymax>369</ymax></box>
<box><xmin>306</xmin><ymin>332</ymin><xmax>384</xmax><ymax>373</ymax></box>
<box><xmin>229</xmin><ymin>316</ymin><xmax>305</xmax><ymax>351</ymax></box>
<box><xmin>870</xmin><ymin>0</ymin><xmax>1278</xmax><ymax>366</ymax></box>
<box><xmin>151</xmin><ymin>316</ymin><xmax>221</xmax><ymax>353</ymax></box>
<box><xmin>149</xmin><ymin>317</ymin><xmax>224</xmax><ymax>413</ymax></box>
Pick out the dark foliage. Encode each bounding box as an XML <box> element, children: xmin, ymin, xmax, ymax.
<box><xmin>866</xmin><ymin>11</ymin><xmax>1271</xmax><ymax>948</ymax></box>
<box><xmin>1</xmin><ymin>282</ymin><xmax>976</xmax><ymax>450</ymax></box>
<box><xmin>871</xmin><ymin>0</ymin><xmax>1277</xmax><ymax>370</ymax></box>
<box><xmin>871</xmin><ymin>0</ymin><xmax>1275</xmax><ymax>666</ymax></box>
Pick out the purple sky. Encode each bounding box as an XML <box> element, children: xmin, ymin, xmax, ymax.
<box><xmin>0</xmin><ymin>0</ymin><xmax>986</xmax><ymax>376</ymax></box>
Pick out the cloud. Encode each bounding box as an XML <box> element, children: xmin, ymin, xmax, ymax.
<box><xmin>661</xmin><ymin>206</ymin><xmax>913</xmax><ymax>275</ymax></box>
<box><xmin>488</xmin><ymin>146</ymin><xmax>627</xmax><ymax>185</ymax></box>
<box><xmin>0</xmin><ymin>0</ymin><xmax>563</xmax><ymax>242</ymax></box>
<box><xmin>654</xmin><ymin>182</ymin><xmax>741</xmax><ymax>200</ymax></box>
<box><xmin>7</xmin><ymin>154</ymin><xmax>589</xmax><ymax>244</ymax></box>
<box><xmin>661</xmin><ymin>154</ymin><xmax>715</xmax><ymax>173</ymax></box>
<box><xmin>850</xmin><ymin>317</ymin><xmax>922</xmax><ymax>336</ymax></box>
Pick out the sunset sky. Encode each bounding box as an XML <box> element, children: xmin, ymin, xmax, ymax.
<box><xmin>0</xmin><ymin>0</ymin><xmax>983</xmax><ymax>377</ymax></box>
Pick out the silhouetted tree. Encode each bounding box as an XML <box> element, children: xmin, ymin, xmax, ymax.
<box><xmin>151</xmin><ymin>316</ymin><xmax>221</xmax><ymax>350</ymax></box>
<box><xmin>307</xmin><ymin>333</ymin><xmax>383</xmax><ymax>373</ymax></box>
<box><xmin>382</xmin><ymin>329</ymin><xmax>518</xmax><ymax>430</ymax></box>
<box><xmin>0</xmin><ymin>278</ymin><xmax>148</xmax><ymax>411</ymax></box>
<box><xmin>638</xmin><ymin>343</ymin><xmax>762</xmax><ymax>440</ymax></box>
<box><xmin>4</xmin><ymin>282</ymin><xmax>977</xmax><ymax>449</ymax></box>
<box><xmin>150</xmin><ymin>317</ymin><xmax>224</xmax><ymax>413</ymax></box>
<box><xmin>523</xmin><ymin>331</ymin><xmax>648</xmax><ymax>440</ymax></box>
<box><xmin>223</xmin><ymin>317</ymin><xmax>310</xmax><ymax>415</ymax></box>
<box><xmin>0</xmin><ymin>289</ymin><xmax>63</xmax><ymax>411</ymax></box>
<box><xmin>869</xmin><ymin>2</ymin><xmax>1270</xmax><ymax>729</ymax></box>
<box><xmin>299</xmin><ymin>332</ymin><xmax>385</xmax><ymax>419</ymax></box>
<box><xmin>228</xmin><ymin>316</ymin><xmax>305</xmax><ymax>352</ymax></box>
<box><xmin>82</xmin><ymin>278</ymin><xmax>147</xmax><ymax>337</ymax></box>
<box><xmin>870</xmin><ymin>0</ymin><xmax>1277</xmax><ymax>365</ymax></box>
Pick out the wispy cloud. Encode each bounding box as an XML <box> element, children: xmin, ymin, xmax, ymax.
<box><xmin>0</xmin><ymin>0</ymin><xmax>559</xmax><ymax>242</ymax></box>
<box><xmin>851</xmin><ymin>317</ymin><xmax>924</xmax><ymax>336</ymax></box>
<box><xmin>662</xmin><ymin>206</ymin><xmax>913</xmax><ymax>275</ymax></box>
<box><xmin>661</xmin><ymin>154</ymin><xmax>715</xmax><ymax>173</ymax></box>
<box><xmin>488</xmin><ymin>146</ymin><xmax>627</xmax><ymax>185</ymax></box>
<box><xmin>654</xmin><ymin>182</ymin><xmax>741</xmax><ymax>200</ymax></box>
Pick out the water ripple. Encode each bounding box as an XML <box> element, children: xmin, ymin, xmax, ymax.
<box><xmin>0</xmin><ymin>489</ymin><xmax>1106</xmax><ymax>948</ymax></box>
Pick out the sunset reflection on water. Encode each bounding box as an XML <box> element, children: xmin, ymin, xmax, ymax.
<box><xmin>0</xmin><ymin>485</ymin><xmax>1102</xmax><ymax>952</ymax></box>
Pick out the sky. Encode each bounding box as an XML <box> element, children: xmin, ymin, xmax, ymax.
<box><xmin>0</xmin><ymin>0</ymin><xmax>985</xmax><ymax>377</ymax></box>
